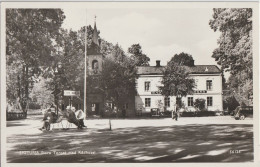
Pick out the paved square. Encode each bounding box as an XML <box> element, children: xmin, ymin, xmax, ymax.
<box><xmin>6</xmin><ymin>115</ymin><xmax>253</xmax><ymax>163</ymax></box>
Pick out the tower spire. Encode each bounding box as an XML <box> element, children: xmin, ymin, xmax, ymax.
<box><xmin>92</xmin><ymin>15</ymin><xmax>99</xmax><ymax>46</ymax></box>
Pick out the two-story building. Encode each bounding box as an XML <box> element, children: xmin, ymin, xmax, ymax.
<box><xmin>135</xmin><ymin>60</ymin><xmax>223</xmax><ymax>114</ymax></box>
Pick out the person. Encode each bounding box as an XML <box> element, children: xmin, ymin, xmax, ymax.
<box><xmin>175</xmin><ymin>110</ymin><xmax>179</xmax><ymax>121</ymax></box>
<box><xmin>75</xmin><ymin>109</ymin><xmax>86</xmax><ymax>128</ymax></box>
<box><xmin>39</xmin><ymin>104</ymin><xmax>58</xmax><ymax>130</ymax></box>
<box><xmin>50</xmin><ymin>105</ymin><xmax>58</xmax><ymax>122</ymax></box>
<box><xmin>172</xmin><ymin>110</ymin><xmax>179</xmax><ymax>121</ymax></box>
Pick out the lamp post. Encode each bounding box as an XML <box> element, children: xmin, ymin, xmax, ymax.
<box><xmin>54</xmin><ymin>62</ymin><xmax>63</xmax><ymax>115</ymax></box>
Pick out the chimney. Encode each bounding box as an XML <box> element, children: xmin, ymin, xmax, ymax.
<box><xmin>191</xmin><ymin>60</ymin><xmax>195</xmax><ymax>66</ymax></box>
<box><xmin>156</xmin><ymin>60</ymin><xmax>160</xmax><ymax>67</ymax></box>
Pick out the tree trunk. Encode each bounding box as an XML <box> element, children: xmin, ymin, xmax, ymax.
<box><xmin>22</xmin><ymin>65</ymin><xmax>29</xmax><ymax>118</ymax></box>
<box><xmin>176</xmin><ymin>96</ymin><xmax>182</xmax><ymax>112</ymax></box>
<box><xmin>17</xmin><ymin>75</ymin><xmax>21</xmax><ymax>98</ymax></box>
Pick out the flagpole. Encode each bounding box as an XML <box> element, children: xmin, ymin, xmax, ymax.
<box><xmin>84</xmin><ymin>9</ymin><xmax>87</xmax><ymax>117</ymax></box>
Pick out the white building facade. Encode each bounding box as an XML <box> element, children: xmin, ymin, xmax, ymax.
<box><xmin>135</xmin><ymin>61</ymin><xmax>223</xmax><ymax>113</ymax></box>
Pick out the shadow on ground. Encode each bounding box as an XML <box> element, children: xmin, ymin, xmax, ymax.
<box><xmin>7</xmin><ymin>124</ymin><xmax>253</xmax><ymax>163</ymax></box>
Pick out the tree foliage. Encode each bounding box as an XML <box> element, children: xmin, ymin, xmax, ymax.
<box><xmin>160</xmin><ymin>61</ymin><xmax>195</xmax><ymax>97</ymax></box>
<box><xmin>87</xmin><ymin>46</ymin><xmax>137</xmax><ymax>115</ymax></box>
<box><xmin>160</xmin><ymin>60</ymin><xmax>196</xmax><ymax>110</ymax></box>
<box><xmin>29</xmin><ymin>77</ymin><xmax>54</xmax><ymax>109</ymax></box>
<box><xmin>171</xmin><ymin>52</ymin><xmax>194</xmax><ymax>66</ymax></box>
<box><xmin>100</xmin><ymin>58</ymin><xmax>137</xmax><ymax>112</ymax></box>
<box><xmin>128</xmin><ymin>44</ymin><xmax>150</xmax><ymax>66</ymax></box>
<box><xmin>209</xmin><ymin>8</ymin><xmax>252</xmax><ymax>105</ymax></box>
<box><xmin>194</xmin><ymin>98</ymin><xmax>206</xmax><ymax>111</ymax></box>
<box><xmin>6</xmin><ymin>9</ymin><xmax>65</xmax><ymax>112</ymax></box>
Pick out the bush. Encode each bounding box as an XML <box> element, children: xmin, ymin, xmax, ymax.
<box><xmin>224</xmin><ymin>96</ymin><xmax>240</xmax><ymax>111</ymax></box>
<box><xmin>195</xmin><ymin>111</ymin><xmax>216</xmax><ymax>117</ymax></box>
<box><xmin>180</xmin><ymin>112</ymin><xmax>195</xmax><ymax>117</ymax></box>
<box><xmin>160</xmin><ymin>110</ymin><xmax>172</xmax><ymax>117</ymax></box>
<box><xmin>28</xmin><ymin>103</ymin><xmax>41</xmax><ymax>109</ymax></box>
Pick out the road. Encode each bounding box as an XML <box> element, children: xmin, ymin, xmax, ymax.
<box><xmin>5</xmin><ymin>115</ymin><xmax>253</xmax><ymax>163</ymax></box>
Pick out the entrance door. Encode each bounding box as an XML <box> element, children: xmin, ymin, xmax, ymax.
<box><xmin>91</xmin><ymin>103</ymin><xmax>100</xmax><ymax>115</ymax></box>
<box><xmin>95</xmin><ymin>103</ymin><xmax>99</xmax><ymax>115</ymax></box>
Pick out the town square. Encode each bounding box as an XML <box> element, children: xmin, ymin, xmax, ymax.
<box><xmin>6</xmin><ymin>114</ymin><xmax>253</xmax><ymax>162</ymax></box>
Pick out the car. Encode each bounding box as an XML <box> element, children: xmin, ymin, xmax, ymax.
<box><xmin>151</xmin><ymin>108</ymin><xmax>160</xmax><ymax>117</ymax></box>
<box><xmin>233</xmin><ymin>106</ymin><xmax>253</xmax><ymax>120</ymax></box>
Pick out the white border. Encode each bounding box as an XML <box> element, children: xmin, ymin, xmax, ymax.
<box><xmin>1</xmin><ymin>1</ymin><xmax>259</xmax><ymax>167</ymax></box>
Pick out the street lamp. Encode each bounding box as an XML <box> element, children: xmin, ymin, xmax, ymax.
<box><xmin>54</xmin><ymin>61</ymin><xmax>63</xmax><ymax>114</ymax></box>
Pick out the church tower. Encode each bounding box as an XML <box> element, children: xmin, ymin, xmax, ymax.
<box><xmin>87</xmin><ymin>18</ymin><xmax>103</xmax><ymax>75</ymax></box>
<box><xmin>86</xmin><ymin>18</ymin><xmax>104</xmax><ymax>116</ymax></box>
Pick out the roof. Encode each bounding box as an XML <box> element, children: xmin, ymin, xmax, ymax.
<box><xmin>137</xmin><ymin>66</ymin><xmax>165</xmax><ymax>75</ymax></box>
<box><xmin>137</xmin><ymin>65</ymin><xmax>221</xmax><ymax>75</ymax></box>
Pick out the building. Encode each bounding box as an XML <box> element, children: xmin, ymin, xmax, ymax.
<box><xmin>83</xmin><ymin>19</ymin><xmax>223</xmax><ymax>117</ymax></box>
<box><xmin>86</xmin><ymin>20</ymin><xmax>105</xmax><ymax>116</ymax></box>
<box><xmin>135</xmin><ymin>60</ymin><xmax>223</xmax><ymax>114</ymax></box>
<box><xmin>86</xmin><ymin>20</ymin><xmax>135</xmax><ymax>117</ymax></box>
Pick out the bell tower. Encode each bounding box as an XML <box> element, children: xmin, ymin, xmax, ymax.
<box><xmin>87</xmin><ymin>17</ymin><xmax>103</xmax><ymax>75</ymax></box>
<box><xmin>86</xmin><ymin>17</ymin><xmax>104</xmax><ymax>117</ymax></box>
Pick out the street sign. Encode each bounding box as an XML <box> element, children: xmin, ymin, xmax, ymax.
<box><xmin>64</xmin><ymin>90</ymin><xmax>80</xmax><ymax>96</ymax></box>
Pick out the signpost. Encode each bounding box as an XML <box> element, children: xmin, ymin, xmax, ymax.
<box><xmin>64</xmin><ymin>90</ymin><xmax>80</xmax><ymax>96</ymax></box>
<box><xmin>64</xmin><ymin>90</ymin><xmax>80</xmax><ymax>107</ymax></box>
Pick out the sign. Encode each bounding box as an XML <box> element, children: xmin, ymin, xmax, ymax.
<box><xmin>194</xmin><ymin>90</ymin><xmax>207</xmax><ymax>93</ymax></box>
<box><xmin>64</xmin><ymin>90</ymin><xmax>80</xmax><ymax>96</ymax></box>
<box><xmin>151</xmin><ymin>91</ymin><xmax>161</xmax><ymax>94</ymax></box>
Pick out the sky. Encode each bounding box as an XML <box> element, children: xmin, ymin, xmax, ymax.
<box><xmin>62</xmin><ymin>8</ymin><xmax>221</xmax><ymax>67</ymax></box>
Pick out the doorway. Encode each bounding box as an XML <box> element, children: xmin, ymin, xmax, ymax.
<box><xmin>91</xmin><ymin>103</ymin><xmax>100</xmax><ymax>115</ymax></box>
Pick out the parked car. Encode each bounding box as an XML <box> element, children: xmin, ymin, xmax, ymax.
<box><xmin>233</xmin><ymin>106</ymin><xmax>253</xmax><ymax>120</ymax></box>
<box><xmin>151</xmin><ymin>108</ymin><xmax>160</xmax><ymax>117</ymax></box>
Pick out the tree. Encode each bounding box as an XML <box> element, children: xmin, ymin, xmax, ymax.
<box><xmin>170</xmin><ymin>52</ymin><xmax>194</xmax><ymax>66</ymax></box>
<box><xmin>6</xmin><ymin>9</ymin><xmax>65</xmax><ymax>114</ymax></box>
<box><xmin>109</xmin><ymin>44</ymin><xmax>126</xmax><ymax>63</ymax></box>
<box><xmin>29</xmin><ymin>77</ymin><xmax>54</xmax><ymax>109</ymax></box>
<box><xmin>128</xmin><ymin>44</ymin><xmax>150</xmax><ymax>66</ymax></box>
<box><xmin>160</xmin><ymin>60</ymin><xmax>196</xmax><ymax>111</ymax></box>
<box><xmin>100</xmin><ymin>57</ymin><xmax>137</xmax><ymax>115</ymax></box>
<box><xmin>194</xmin><ymin>98</ymin><xmax>206</xmax><ymax>111</ymax></box>
<box><xmin>209</xmin><ymin>8</ymin><xmax>252</xmax><ymax>105</ymax></box>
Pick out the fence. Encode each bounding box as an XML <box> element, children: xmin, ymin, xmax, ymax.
<box><xmin>6</xmin><ymin>112</ymin><xmax>27</xmax><ymax>121</ymax></box>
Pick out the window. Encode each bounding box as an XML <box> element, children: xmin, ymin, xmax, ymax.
<box><xmin>107</xmin><ymin>103</ymin><xmax>114</xmax><ymax>109</ymax></box>
<box><xmin>164</xmin><ymin>97</ymin><xmax>170</xmax><ymax>107</ymax></box>
<box><xmin>145</xmin><ymin>98</ymin><xmax>151</xmax><ymax>107</ymax></box>
<box><xmin>92</xmin><ymin>60</ymin><xmax>99</xmax><ymax>69</ymax></box>
<box><xmin>123</xmin><ymin>103</ymin><xmax>129</xmax><ymax>109</ymax></box>
<box><xmin>144</xmin><ymin>81</ymin><xmax>150</xmax><ymax>91</ymax></box>
<box><xmin>91</xmin><ymin>103</ymin><xmax>95</xmax><ymax>112</ymax></box>
<box><xmin>188</xmin><ymin>97</ymin><xmax>194</xmax><ymax>106</ymax></box>
<box><xmin>207</xmin><ymin>97</ymin><xmax>213</xmax><ymax>106</ymax></box>
<box><xmin>92</xmin><ymin>60</ymin><xmax>99</xmax><ymax>74</ymax></box>
<box><xmin>206</xmin><ymin>80</ymin><xmax>212</xmax><ymax>91</ymax></box>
